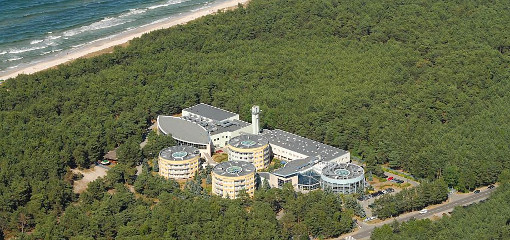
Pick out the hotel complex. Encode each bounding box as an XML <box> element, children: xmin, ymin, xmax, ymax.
<box><xmin>157</xmin><ymin>103</ymin><xmax>365</xmax><ymax>198</ymax></box>
<box><xmin>158</xmin><ymin>146</ymin><xmax>201</xmax><ymax>179</ymax></box>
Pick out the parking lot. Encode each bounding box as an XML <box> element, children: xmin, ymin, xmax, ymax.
<box><xmin>358</xmin><ymin>173</ymin><xmax>419</xmax><ymax>219</ymax></box>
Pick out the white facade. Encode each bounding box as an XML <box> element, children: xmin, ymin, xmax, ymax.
<box><xmin>251</xmin><ymin>105</ymin><xmax>260</xmax><ymax>134</ymax></box>
<box><xmin>210</xmin><ymin>124</ymin><xmax>253</xmax><ymax>148</ymax></box>
<box><xmin>270</xmin><ymin>143</ymin><xmax>308</xmax><ymax>161</ymax></box>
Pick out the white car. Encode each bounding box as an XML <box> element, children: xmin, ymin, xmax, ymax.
<box><xmin>419</xmin><ymin>209</ymin><xmax>428</xmax><ymax>214</ymax></box>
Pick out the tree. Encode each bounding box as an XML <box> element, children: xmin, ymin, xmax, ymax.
<box><xmin>255</xmin><ymin>174</ymin><xmax>262</xmax><ymax>190</ymax></box>
<box><xmin>142</xmin><ymin>132</ymin><xmax>176</xmax><ymax>159</ymax></box>
<box><xmin>153</xmin><ymin>159</ymin><xmax>159</xmax><ymax>172</ymax></box>
<box><xmin>262</xmin><ymin>179</ymin><xmax>271</xmax><ymax>190</ymax></box>
<box><xmin>391</xmin><ymin>219</ymin><xmax>400</xmax><ymax>233</ymax></box>
<box><xmin>117</xmin><ymin>137</ymin><xmax>142</xmax><ymax>167</ymax></box>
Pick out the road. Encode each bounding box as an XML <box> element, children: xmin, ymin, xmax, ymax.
<box><xmin>338</xmin><ymin>187</ymin><xmax>496</xmax><ymax>240</ymax></box>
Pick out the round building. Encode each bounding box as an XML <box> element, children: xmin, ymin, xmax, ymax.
<box><xmin>320</xmin><ymin>163</ymin><xmax>365</xmax><ymax>194</ymax></box>
<box><xmin>212</xmin><ymin>161</ymin><xmax>256</xmax><ymax>199</ymax></box>
<box><xmin>227</xmin><ymin>134</ymin><xmax>270</xmax><ymax>170</ymax></box>
<box><xmin>158</xmin><ymin>146</ymin><xmax>201</xmax><ymax>179</ymax></box>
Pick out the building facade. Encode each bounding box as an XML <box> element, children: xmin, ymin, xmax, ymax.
<box><xmin>320</xmin><ymin>163</ymin><xmax>365</xmax><ymax>194</ymax></box>
<box><xmin>212</xmin><ymin>161</ymin><xmax>256</xmax><ymax>199</ymax></box>
<box><xmin>227</xmin><ymin>134</ymin><xmax>271</xmax><ymax>170</ymax></box>
<box><xmin>158</xmin><ymin>146</ymin><xmax>201</xmax><ymax>179</ymax></box>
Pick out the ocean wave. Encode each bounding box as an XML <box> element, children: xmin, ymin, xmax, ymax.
<box><xmin>147</xmin><ymin>0</ymin><xmax>188</xmax><ymax>10</ymax></box>
<box><xmin>30</xmin><ymin>39</ymin><xmax>44</xmax><ymax>45</ymax></box>
<box><xmin>72</xmin><ymin>43</ymin><xmax>86</xmax><ymax>48</ymax></box>
<box><xmin>7</xmin><ymin>57</ymin><xmax>23</xmax><ymax>62</ymax></box>
<box><xmin>62</xmin><ymin>17</ymin><xmax>131</xmax><ymax>37</ymax></box>
<box><xmin>9</xmin><ymin>45</ymin><xmax>48</xmax><ymax>54</ymax></box>
<box><xmin>120</xmin><ymin>8</ymin><xmax>147</xmax><ymax>17</ymax></box>
<box><xmin>0</xmin><ymin>51</ymin><xmax>7</xmax><ymax>55</ymax></box>
<box><xmin>147</xmin><ymin>3</ymin><xmax>172</xmax><ymax>10</ymax></box>
<box><xmin>190</xmin><ymin>5</ymin><xmax>211</xmax><ymax>12</ymax></box>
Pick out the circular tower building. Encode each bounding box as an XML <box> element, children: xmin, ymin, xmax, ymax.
<box><xmin>227</xmin><ymin>134</ymin><xmax>271</xmax><ymax>170</ymax></box>
<box><xmin>212</xmin><ymin>161</ymin><xmax>256</xmax><ymax>199</ymax></box>
<box><xmin>158</xmin><ymin>146</ymin><xmax>201</xmax><ymax>179</ymax></box>
<box><xmin>320</xmin><ymin>163</ymin><xmax>365</xmax><ymax>194</ymax></box>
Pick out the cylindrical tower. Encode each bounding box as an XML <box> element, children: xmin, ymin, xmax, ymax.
<box><xmin>227</xmin><ymin>134</ymin><xmax>270</xmax><ymax>170</ymax></box>
<box><xmin>251</xmin><ymin>105</ymin><xmax>260</xmax><ymax>134</ymax></box>
<box><xmin>158</xmin><ymin>146</ymin><xmax>200</xmax><ymax>179</ymax></box>
<box><xmin>212</xmin><ymin>161</ymin><xmax>256</xmax><ymax>199</ymax></box>
<box><xmin>320</xmin><ymin>163</ymin><xmax>365</xmax><ymax>194</ymax></box>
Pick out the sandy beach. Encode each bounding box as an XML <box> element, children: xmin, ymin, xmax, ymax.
<box><xmin>0</xmin><ymin>0</ymin><xmax>249</xmax><ymax>81</ymax></box>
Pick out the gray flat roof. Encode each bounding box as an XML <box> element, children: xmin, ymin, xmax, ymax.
<box><xmin>272</xmin><ymin>156</ymin><xmax>319</xmax><ymax>177</ymax></box>
<box><xmin>322</xmin><ymin>163</ymin><xmax>364</xmax><ymax>180</ymax></box>
<box><xmin>210</xmin><ymin>120</ymin><xmax>251</xmax><ymax>135</ymax></box>
<box><xmin>181</xmin><ymin>115</ymin><xmax>250</xmax><ymax>136</ymax></box>
<box><xmin>183</xmin><ymin>103</ymin><xmax>238</xmax><ymax>121</ymax></box>
<box><xmin>213</xmin><ymin>161</ymin><xmax>256</xmax><ymax>177</ymax></box>
<box><xmin>159</xmin><ymin>145</ymin><xmax>200</xmax><ymax>161</ymax></box>
<box><xmin>257</xmin><ymin>172</ymin><xmax>270</xmax><ymax>180</ymax></box>
<box><xmin>261</xmin><ymin>129</ymin><xmax>348</xmax><ymax>161</ymax></box>
<box><xmin>228</xmin><ymin>134</ymin><xmax>269</xmax><ymax>149</ymax></box>
<box><xmin>157</xmin><ymin>116</ymin><xmax>210</xmax><ymax>145</ymax></box>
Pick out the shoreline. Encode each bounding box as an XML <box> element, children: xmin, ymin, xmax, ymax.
<box><xmin>0</xmin><ymin>0</ymin><xmax>249</xmax><ymax>81</ymax></box>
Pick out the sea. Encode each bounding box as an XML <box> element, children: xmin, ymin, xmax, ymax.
<box><xmin>0</xmin><ymin>0</ymin><xmax>226</xmax><ymax>75</ymax></box>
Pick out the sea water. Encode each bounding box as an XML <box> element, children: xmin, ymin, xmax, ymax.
<box><xmin>0</xmin><ymin>0</ymin><xmax>224</xmax><ymax>74</ymax></box>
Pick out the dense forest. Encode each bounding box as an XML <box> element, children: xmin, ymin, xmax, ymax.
<box><xmin>0</xmin><ymin>0</ymin><xmax>509</xmax><ymax>238</ymax></box>
<box><xmin>371</xmin><ymin>171</ymin><xmax>510</xmax><ymax>239</ymax></box>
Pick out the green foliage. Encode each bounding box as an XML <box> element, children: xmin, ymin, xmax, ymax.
<box><xmin>134</xmin><ymin>171</ymin><xmax>179</xmax><ymax>198</ymax></box>
<box><xmin>281</xmin><ymin>190</ymin><xmax>353</xmax><ymax>238</ymax></box>
<box><xmin>185</xmin><ymin>179</ymin><xmax>203</xmax><ymax>196</ymax></box>
<box><xmin>104</xmin><ymin>164</ymin><xmax>136</xmax><ymax>187</ymax></box>
<box><xmin>142</xmin><ymin>131</ymin><xmax>176</xmax><ymax>159</ymax></box>
<box><xmin>372</xmin><ymin>182</ymin><xmax>510</xmax><ymax>240</ymax></box>
<box><xmin>372</xmin><ymin>179</ymin><xmax>449</xmax><ymax>219</ymax></box>
<box><xmin>117</xmin><ymin>137</ymin><xmax>143</xmax><ymax>167</ymax></box>
<box><xmin>343</xmin><ymin>195</ymin><xmax>366</xmax><ymax>218</ymax></box>
<box><xmin>263</xmin><ymin>158</ymin><xmax>285</xmax><ymax>172</ymax></box>
<box><xmin>0</xmin><ymin>0</ymin><xmax>509</xmax><ymax>236</ymax></box>
<box><xmin>152</xmin><ymin>159</ymin><xmax>159</xmax><ymax>172</ymax></box>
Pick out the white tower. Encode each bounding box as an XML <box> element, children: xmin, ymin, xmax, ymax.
<box><xmin>251</xmin><ymin>105</ymin><xmax>260</xmax><ymax>134</ymax></box>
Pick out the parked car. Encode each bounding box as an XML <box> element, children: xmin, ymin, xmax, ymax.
<box><xmin>358</xmin><ymin>195</ymin><xmax>371</xmax><ymax>201</ymax></box>
<box><xmin>363</xmin><ymin>216</ymin><xmax>377</xmax><ymax>222</ymax></box>
<box><xmin>386</xmin><ymin>188</ymin><xmax>395</xmax><ymax>193</ymax></box>
<box><xmin>394</xmin><ymin>179</ymin><xmax>404</xmax><ymax>184</ymax></box>
<box><xmin>387</xmin><ymin>176</ymin><xmax>394</xmax><ymax>181</ymax></box>
<box><xmin>419</xmin><ymin>209</ymin><xmax>428</xmax><ymax>214</ymax></box>
<box><xmin>474</xmin><ymin>190</ymin><xmax>481</xmax><ymax>194</ymax></box>
<box><xmin>371</xmin><ymin>191</ymin><xmax>384</xmax><ymax>197</ymax></box>
<box><xmin>488</xmin><ymin>185</ymin><xmax>495</xmax><ymax>189</ymax></box>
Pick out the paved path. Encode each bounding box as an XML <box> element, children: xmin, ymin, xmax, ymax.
<box><xmin>337</xmin><ymin>187</ymin><xmax>496</xmax><ymax>240</ymax></box>
<box><xmin>203</xmin><ymin>152</ymin><xmax>216</xmax><ymax>166</ymax></box>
